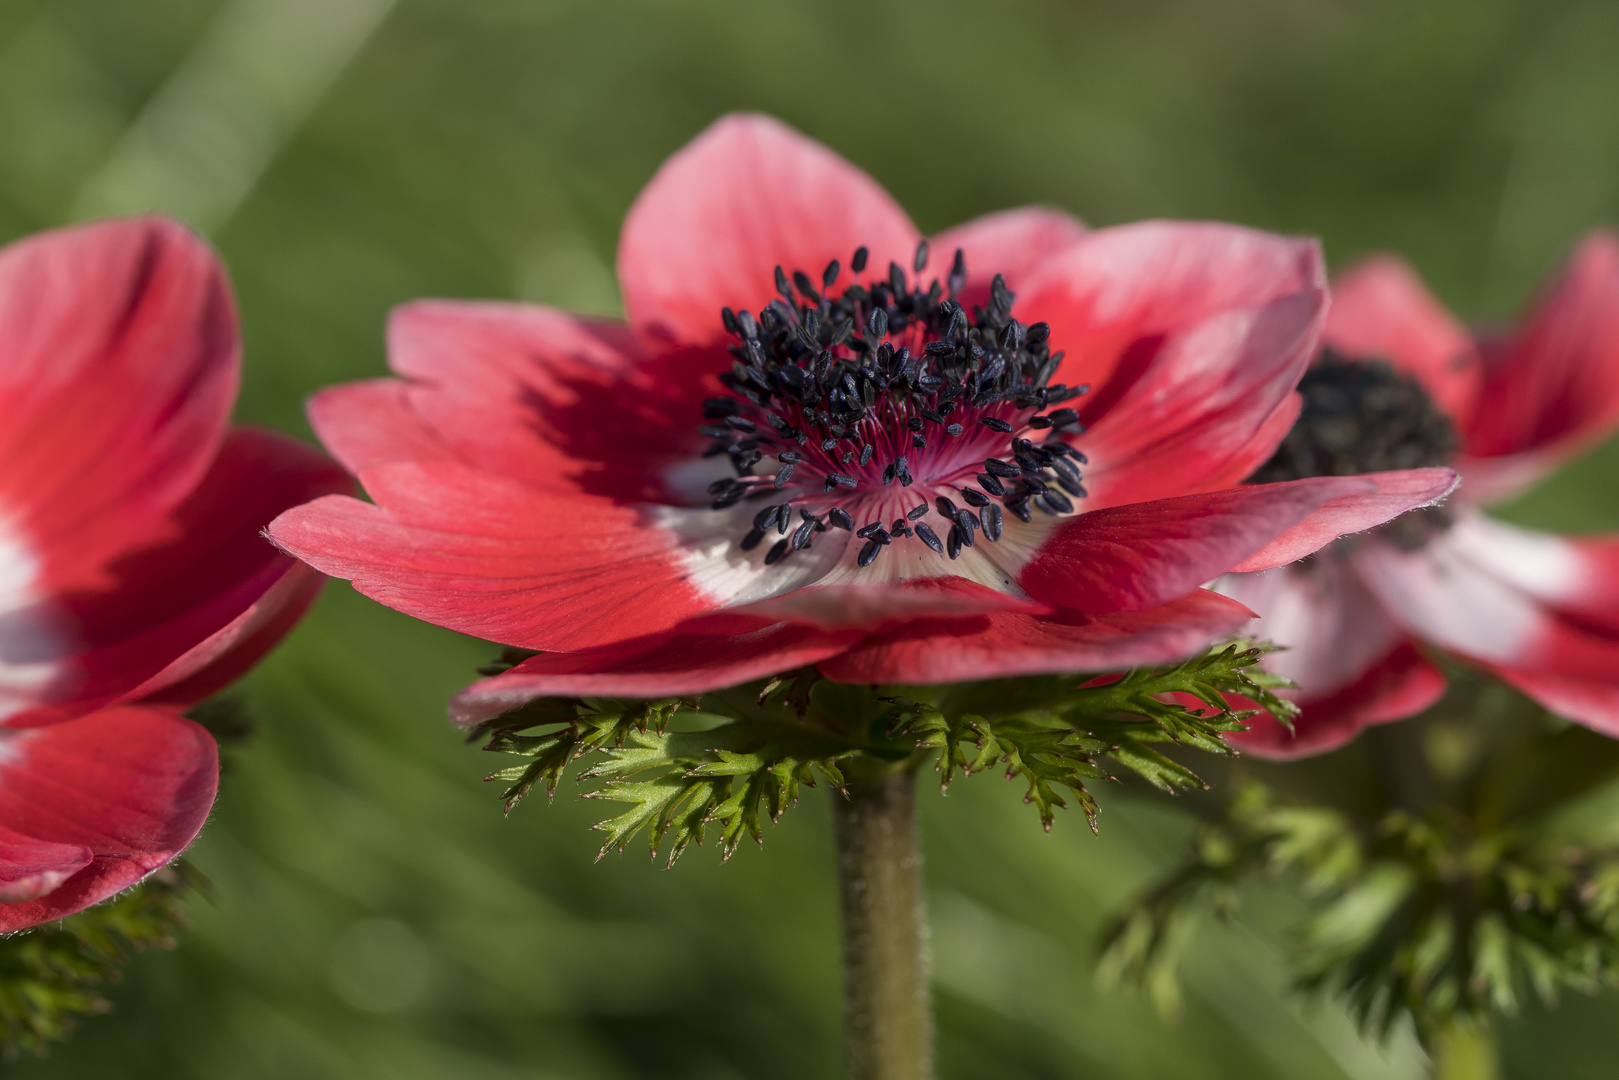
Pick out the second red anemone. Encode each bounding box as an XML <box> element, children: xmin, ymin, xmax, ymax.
<box><xmin>1219</xmin><ymin>233</ymin><xmax>1619</xmax><ymax>755</ymax></box>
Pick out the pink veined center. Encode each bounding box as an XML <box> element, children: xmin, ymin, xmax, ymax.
<box><xmin>699</xmin><ymin>241</ymin><xmax>1090</xmax><ymax>568</ymax></box>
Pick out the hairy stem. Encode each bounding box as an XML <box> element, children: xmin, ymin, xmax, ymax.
<box><xmin>1431</xmin><ymin>1022</ymin><xmax>1497</xmax><ymax>1080</ymax></box>
<box><xmin>831</xmin><ymin>768</ymin><xmax>933</xmax><ymax>1080</ymax></box>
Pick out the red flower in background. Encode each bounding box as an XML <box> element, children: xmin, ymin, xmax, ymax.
<box><xmin>268</xmin><ymin>114</ymin><xmax>1453</xmax><ymax>727</ymax></box>
<box><xmin>0</xmin><ymin>218</ymin><xmax>348</xmax><ymax>930</ymax></box>
<box><xmin>1220</xmin><ymin>233</ymin><xmax>1619</xmax><ymax>756</ymax></box>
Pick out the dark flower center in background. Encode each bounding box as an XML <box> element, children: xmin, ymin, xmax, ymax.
<box><xmin>1248</xmin><ymin>351</ymin><xmax>1457</xmax><ymax>549</ymax></box>
<box><xmin>700</xmin><ymin>241</ymin><xmax>1089</xmax><ymax>568</ymax></box>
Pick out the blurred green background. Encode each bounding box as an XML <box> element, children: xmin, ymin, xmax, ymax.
<box><xmin>3</xmin><ymin>0</ymin><xmax>1619</xmax><ymax>1076</ymax></box>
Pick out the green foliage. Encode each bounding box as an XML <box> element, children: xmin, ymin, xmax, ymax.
<box><xmin>1295</xmin><ymin>811</ymin><xmax>1619</xmax><ymax>1043</ymax></box>
<box><xmin>583</xmin><ymin>721</ymin><xmax>857</xmax><ymax>865</ymax></box>
<box><xmin>476</xmin><ymin>695</ymin><xmax>694</xmax><ymax>813</ymax></box>
<box><xmin>889</xmin><ymin>642</ymin><xmax>1295</xmax><ymax>831</ymax></box>
<box><xmin>1096</xmin><ymin>783</ymin><xmax>1344</xmax><ymax>1021</ymax></box>
<box><xmin>1100</xmin><ymin>780</ymin><xmax>1619</xmax><ymax>1045</ymax></box>
<box><xmin>0</xmin><ymin>865</ymin><xmax>198</xmax><ymax>1057</ymax></box>
<box><xmin>473</xmin><ymin>678</ymin><xmax>865</xmax><ymax>864</ymax></box>
<box><xmin>471</xmin><ymin>642</ymin><xmax>1295</xmax><ymax>860</ymax></box>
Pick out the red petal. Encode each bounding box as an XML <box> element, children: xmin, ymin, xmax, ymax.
<box><xmin>267</xmin><ymin>462</ymin><xmax>723</xmax><ymax>653</ymax></box>
<box><xmin>1487</xmin><ymin>667</ymin><xmax>1619</xmax><ymax>740</ymax></box>
<box><xmin>307</xmin><ymin>378</ymin><xmax>460</xmax><ymax>475</ymax></box>
<box><xmin>1325</xmin><ymin>256</ymin><xmax>1481</xmax><ymax>426</ymax></box>
<box><xmin>448</xmin><ymin>617</ymin><xmax>863</xmax><ymax>723</ymax></box>
<box><xmin>1019</xmin><ymin>473</ymin><xmax>1451</xmax><ymax>615</ymax></box>
<box><xmin>1075</xmin><ymin>291</ymin><xmax>1326</xmax><ymax>507</ymax></box>
<box><xmin>134</xmin><ymin>561</ymin><xmax>325</xmax><ymax>709</ymax></box>
<box><xmin>930</xmin><ymin>207</ymin><xmax>1087</xmax><ymax>314</ymax></box>
<box><xmin>1230</xmin><ymin>467</ymin><xmax>1458</xmax><ymax>572</ymax></box>
<box><xmin>1231</xmin><ymin>642</ymin><xmax>1445</xmax><ymax>759</ymax></box>
<box><xmin>1016</xmin><ymin>220</ymin><xmax>1325</xmax><ymax>405</ymax></box>
<box><xmin>1223</xmin><ymin>389</ymin><xmax>1303</xmax><ymax>485</ymax></box>
<box><xmin>9</xmin><ymin>429</ymin><xmax>349</xmax><ymax>726</ymax></box>
<box><xmin>312</xmin><ymin>305</ymin><xmax>717</xmax><ymax>504</ymax></box>
<box><xmin>1356</xmin><ymin>513</ymin><xmax>1619</xmax><ymax>684</ymax></box>
<box><xmin>1562</xmin><ymin>532</ymin><xmax>1619</xmax><ymax>618</ymax></box>
<box><xmin>1464</xmin><ymin>231</ymin><xmax>1619</xmax><ymax>479</ymax></box>
<box><xmin>0</xmin><ymin>218</ymin><xmax>239</xmax><ymax>589</ymax></box>
<box><xmin>816</xmin><ymin>590</ymin><xmax>1254</xmax><ymax>684</ymax></box>
<box><xmin>0</xmin><ymin>707</ymin><xmax>217</xmax><ymax>932</ymax></box>
<box><xmin>618</xmin><ymin>114</ymin><xmax>920</xmax><ymax>348</ymax></box>
<box><xmin>385</xmin><ymin>301</ymin><xmax>709</xmax><ymax>500</ymax></box>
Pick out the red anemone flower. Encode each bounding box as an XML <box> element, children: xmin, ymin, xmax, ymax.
<box><xmin>267</xmin><ymin>114</ymin><xmax>1453</xmax><ymax>727</ymax></box>
<box><xmin>0</xmin><ymin>218</ymin><xmax>348</xmax><ymax>930</ymax></box>
<box><xmin>1218</xmin><ymin>232</ymin><xmax>1619</xmax><ymax>756</ymax></box>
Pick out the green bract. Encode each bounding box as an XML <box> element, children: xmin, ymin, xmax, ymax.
<box><xmin>469</xmin><ymin>642</ymin><xmax>1297</xmax><ymax>863</ymax></box>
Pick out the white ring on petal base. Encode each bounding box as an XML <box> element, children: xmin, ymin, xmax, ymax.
<box><xmin>655</xmin><ymin>480</ymin><xmax>1058</xmax><ymax>617</ymax></box>
<box><xmin>1355</xmin><ymin>510</ymin><xmax>1580</xmax><ymax>664</ymax></box>
<box><xmin>0</xmin><ymin>515</ymin><xmax>72</xmax><ymax>721</ymax></box>
<box><xmin>1215</xmin><ymin>553</ymin><xmax>1403</xmax><ymax>698</ymax></box>
<box><xmin>1439</xmin><ymin>512</ymin><xmax>1585</xmax><ymax>599</ymax></box>
<box><xmin>653</xmin><ymin>502</ymin><xmax>851</xmax><ymax>608</ymax></box>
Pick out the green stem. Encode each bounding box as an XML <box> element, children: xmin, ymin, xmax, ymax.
<box><xmin>831</xmin><ymin>768</ymin><xmax>934</xmax><ymax>1080</ymax></box>
<box><xmin>1431</xmin><ymin>1022</ymin><xmax>1498</xmax><ymax>1080</ymax></box>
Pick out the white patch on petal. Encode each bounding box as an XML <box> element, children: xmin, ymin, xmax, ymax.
<box><xmin>654</xmin><ymin>503</ymin><xmax>851</xmax><ymax>607</ymax></box>
<box><xmin>654</xmin><ymin>479</ymin><xmax>1063</xmax><ymax>616</ymax></box>
<box><xmin>1443</xmin><ymin>512</ymin><xmax>1582</xmax><ymax>600</ymax></box>
<box><xmin>1352</xmin><ymin>510</ymin><xmax>1572</xmax><ymax>664</ymax></box>
<box><xmin>0</xmin><ymin>515</ymin><xmax>73</xmax><ymax>721</ymax></box>
<box><xmin>807</xmin><ymin>513</ymin><xmax>1055</xmax><ymax>597</ymax></box>
<box><xmin>974</xmin><ymin>512</ymin><xmax>1060</xmax><ymax>579</ymax></box>
<box><xmin>1215</xmin><ymin>552</ymin><xmax>1401</xmax><ymax>697</ymax></box>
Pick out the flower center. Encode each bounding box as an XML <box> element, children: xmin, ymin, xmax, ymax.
<box><xmin>1248</xmin><ymin>351</ymin><xmax>1457</xmax><ymax>549</ymax></box>
<box><xmin>700</xmin><ymin>242</ymin><xmax>1088</xmax><ymax>568</ymax></box>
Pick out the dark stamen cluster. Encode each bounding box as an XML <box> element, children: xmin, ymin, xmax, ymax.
<box><xmin>699</xmin><ymin>241</ymin><xmax>1090</xmax><ymax>568</ymax></box>
<box><xmin>1248</xmin><ymin>351</ymin><xmax>1457</xmax><ymax>549</ymax></box>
